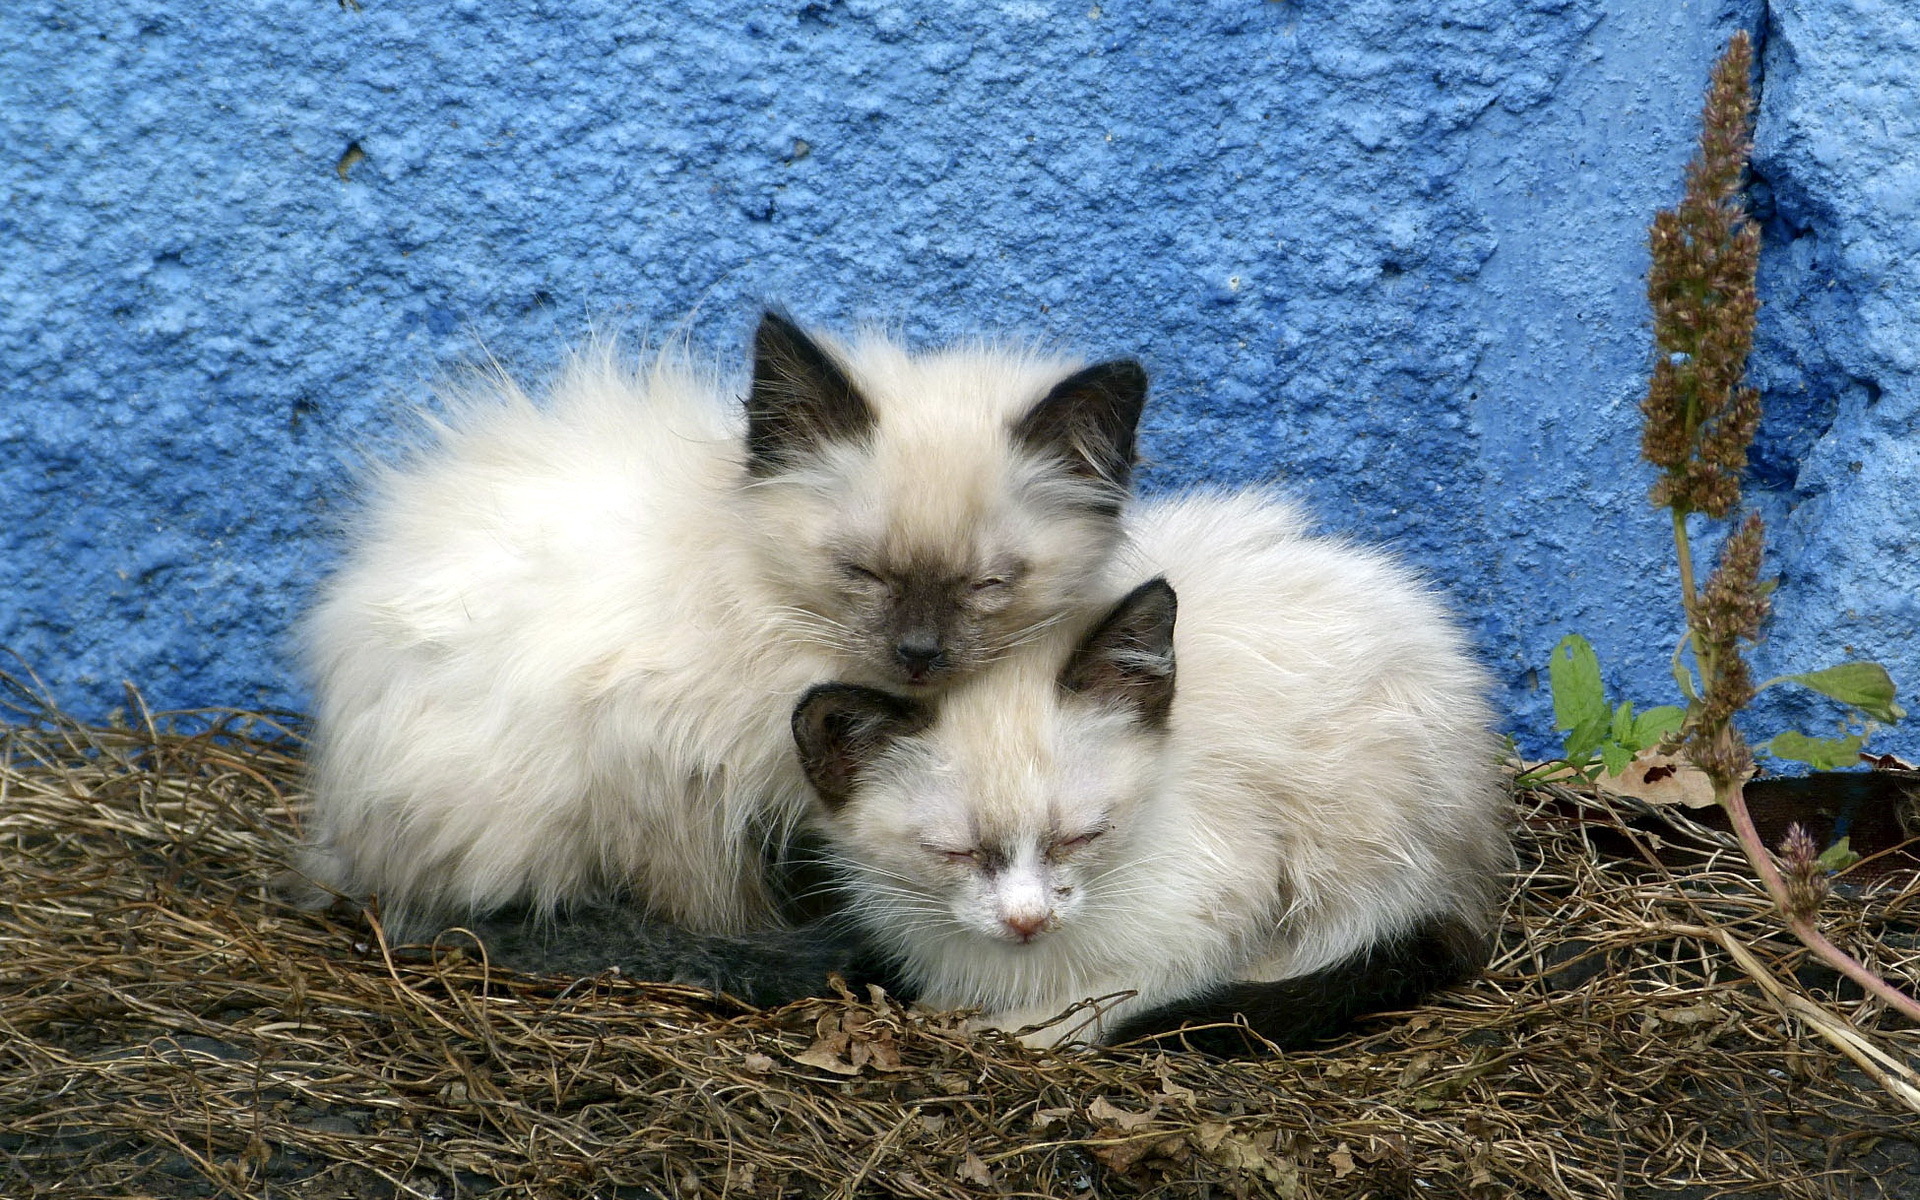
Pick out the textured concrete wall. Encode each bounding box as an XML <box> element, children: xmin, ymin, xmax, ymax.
<box><xmin>3</xmin><ymin>0</ymin><xmax>1914</xmax><ymax>759</ymax></box>
<box><xmin>1745</xmin><ymin>1</ymin><xmax>1920</xmax><ymax>753</ymax></box>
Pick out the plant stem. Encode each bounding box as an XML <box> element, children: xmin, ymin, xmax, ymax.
<box><xmin>1669</xmin><ymin>630</ymin><xmax>1700</xmax><ymax>702</ymax></box>
<box><xmin>1717</xmin><ymin>778</ymin><xmax>1920</xmax><ymax>1024</ymax></box>
<box><xmin>1669</xmin><ymin>507</ymin><xmax>1726</xmax><ymax>720</ymax></box>
<box><xmin>1671</xmin><ymin>508</ymin><xmax>1699</xmax><ymax>609</ymax></box>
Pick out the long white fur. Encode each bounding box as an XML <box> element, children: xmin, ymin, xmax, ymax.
<box><xmin>300</xmin><ymin>332</ymin><xmax>1123</xmax><ymax>937</ymax></box>
<box><xmin>812</xmin><ymin>489</ymin><xmax>1512</xmax><ymax>1045</ymax></box>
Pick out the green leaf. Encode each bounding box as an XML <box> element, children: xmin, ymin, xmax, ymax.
<box><xmin>1782</xmin><ymin>662</ymin><xmax>1906</xmax><ymax>725</ymax></box>
<box><xmin>1550</xmin><ymin>634</ymin><xmax>1609</xmax><ymax>738</ymax></box>
<box><xmin>1599</xmin><ymin>741</ymin><xmax>1635</xmax><ymax>776</ymax></box>
<box><xmin>1563</xmin><ymin>717</ymin><xmax>1609</xmax><ymax>767</ymax></box>
<box><xmin>1610</xmin><ymin>701</ymin><xmax>1635</xmax><ymax>746</ymax></box>
<box><xmin>1765</xmin><ymin>730</ymin><xmax>1866</xmax><ymax>771</ymax></box>
<box><xmin>1814</xmin><ymin>836</ymin><xmax>1861</xmax><ymax>874</ymax></box>
<box><xmin>1631</xmin><ymin>705</ymin><xmax>1686</xmax><ymax>748</ymax></box>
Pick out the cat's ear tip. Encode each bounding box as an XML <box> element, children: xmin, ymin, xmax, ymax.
<box><xmin>1128</xmin><ymin>575</ymin><xmax>1178</xmax><ymax>617</ymax></box>
<box><xmin>753</xmin><ymin>307</ymin><xmax>807</xmax><ymax>341</ymax></box>
<box><xmin>793</xmin><ymin>682</ymin><xmax>932</xmax><ymax>809</ymax></box>
<box><xmin>1084</xmin><ymin>358</ymin><xmax>1149</xmax><ymax>397</ymax></box>
<box><xmin>792</xmin><ymin>682</ymin><xmax>855</xmax><ymax>737</ymax></box>
<box><xmin>792</xmin><ymin>682</ymin><xmax>931</xmax><ymax>735</ymax></box>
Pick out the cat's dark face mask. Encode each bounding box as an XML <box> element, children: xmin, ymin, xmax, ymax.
<box><xmin>829</xmin><ymin>552</ymin><xmax>1026</xmax><ymax>690</ymax></box>
<box><xmin>740</xmin><ymin>309</ymin><xmax>1146</xmax><ymax>693</ymax></box>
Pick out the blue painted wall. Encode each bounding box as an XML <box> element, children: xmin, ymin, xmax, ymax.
<box><xmin>3</xmin><ymin>0</ymin><xmax>1914</xmax><ymax>759</ymax></box>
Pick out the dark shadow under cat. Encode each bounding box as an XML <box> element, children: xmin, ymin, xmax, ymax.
<box><xmin>429</xmin><ymin>835</ymin><xmax>906</xmax><ymax>1009</ymax></box>
<box><xmin>450</xmin><ymin>903</ymin><xmax>897</xmax><ymax>1010</ymax></box>
<box><xmin>429</xmin><ymin>848</ymin><xmax>1488</xmax><ymax>1054</ymax></box>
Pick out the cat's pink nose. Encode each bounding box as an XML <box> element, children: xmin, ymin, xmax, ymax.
<box><xmin>1004</xmin><ymin>912</ymin><xmax>1047</xmax><ymax>940</ymax></box>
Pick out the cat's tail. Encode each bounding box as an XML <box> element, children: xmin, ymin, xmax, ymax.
<box><xmin>1105</xmin><ymin>914</ymin><xmax>1491</xmax><ymax>1055</ymax></box>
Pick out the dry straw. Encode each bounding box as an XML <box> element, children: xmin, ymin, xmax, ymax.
<box><xmin>3</xmin><ymin>674</ymin><xmax>1917</xmax><ymax>1198</ymax></box>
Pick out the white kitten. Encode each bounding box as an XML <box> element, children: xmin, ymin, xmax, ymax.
<box><xmin>299</xmin><ymin>313</ymin><xmax>1148</xmax><ymax>938</ymax></box>
<box><xmin>793</xmin><ymin>489</ymin><xmax>1512</xmax><ymax>1048</ymax></box>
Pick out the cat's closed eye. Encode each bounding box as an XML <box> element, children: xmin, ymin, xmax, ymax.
<box><xmin>923</xmin><ymin>844</ymin><xmax>978</xmax><ymax>865</ymax></box>
<box><xmin>838</xmin><ymin>561</ymin><xmax>886</xmax><ymax>587</ymax></box>
<box><xmin>970</xmin><ymin>561</ymin><xmax>1028</xmax><ymax>594</ymax></box>
<box><xmin>1049</xmin><ymin>830</ymin><xmax>1104</xmax><ymax>858</ymax></box>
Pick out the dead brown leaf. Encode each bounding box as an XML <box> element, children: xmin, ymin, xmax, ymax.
<box><xmin>789</xmin><ymin>1040</ymin><xmax>859</xmax><ymax>1075</ymax></box>
<box><xmin>1153</xmin><ymin>1056</ymin><xmax>1196</xmax><ymax>1106</ymax></box>
<box><xmin>1598</xmin><ymin>751</ymin><xmax>1726</xmax><ymax>809</ymax></box>
<box><xmin>1093</xmin><ymin>1134</ymin><xmax>1187</xmax><ymax>1175</ymax></box>
<box><xmin>789</xmin><ymin>1013</ymin><xmax>860</xmax><ymax>1075</ymax></box>
<box><xmin>1091</xmin><ymin>1137</ymin><xmax>1153</xmax><ymax>1174</ymax></box>
<box><xmin>1195</xmin><ymin>1120</ymin><xmax>1231</xmax><ymax>1152</ymax></box>
<box><xmin>1087</xmin><ymin>1095</ymin><xmax>1153</xmax><ymax>1130</ymax></box>
<box><xmin>1202</xmin><ymin>1133</ymin><xmax>1299</xmax><ymax>1190</ymax></box>
<box><xmin>1328</xmin><ymin>1142</ymin><xmax>1357</xmax><ymax>1178</ymax></box>
<box><xmin>955</xmin><ymin>1147</ymin><xmax>994</xmax><ymax>1188</ymax></box>
<box><xmin>1362</xmin><ymin>1132</ymin><xmax>1409</xmax><ymax>1164</ymax></box>
<box><xmin>789</xmin><ymin>1011</ymin><xmax>909</xmax><ymax>1076</ymax></box>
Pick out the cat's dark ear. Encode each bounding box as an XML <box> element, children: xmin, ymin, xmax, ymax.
<box><xmin>1060</xmin><ymin>577</ymin><xmax>1177</xmax><ymax>728</ymax></box>
<box><xmin>1012</xmin><ymin>359</ymin><xmax>1148</xmax><ymax>493</ymax></box>
<box><xmin>792</xmin><ymin>683</ymin><xmax>933</xmax><ymax>810</ymax></box>
<box><xmin>745</xmin><ymin>311</ymin><xmax>877</xmax><ymax>476</ymax></box>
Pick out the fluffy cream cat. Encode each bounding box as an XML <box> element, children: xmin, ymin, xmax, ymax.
<box><xmin>793</xmin><ymin>489</ymin><xmax>1512</xmax><ymax>1048</ymax></box>
<box><xmin>299</xmin><ymin>313</ymin><xmax>1148</xmax><ymax>938</ymax></box>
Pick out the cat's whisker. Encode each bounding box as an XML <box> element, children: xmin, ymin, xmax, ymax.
<box><xmin>990</xmin><ymin>611</ymin><xmax>1073</xmax><ymax>653</ymax></box>
<box><xmin>762</xmin><ymin>604</ymin><xmax>860</xmax><ymax>636</ymax></box>
<box><xmin>822</xmin><ymin>857</ymin><xmax>928</xmax><ymax>891</ymax></box>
